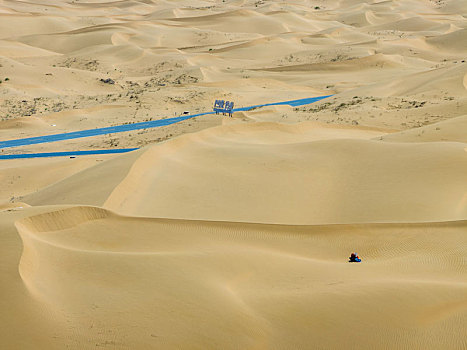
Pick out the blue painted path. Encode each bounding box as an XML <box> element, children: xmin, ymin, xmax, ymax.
<box><xmin>0</xmin><ymin>114</ymin><xmax>197</xmax><ymax>149</ymax></box>
<box><xmin>0</xmin><ymin>95</ymin><xmax>332</xmax><ymax>159</ymax></box>
<box><xmin>0</xmin><ymin>148</ymin><xmax>138</xmax><ymax>160</ymax></box>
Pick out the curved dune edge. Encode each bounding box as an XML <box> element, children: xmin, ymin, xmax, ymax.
<box><xmin>0</xmin><ymin>202</ymin><xmax>30</xmax><ymax>211</ymax></box>
<box><xmin>14</xmin><ymin>204</ymin><xmax>467</xmax><ymax>249</ymax></box>
<box><xmin>19</xmin><ymin>121</ymin><xmax>389</xmax><ymax>208</ymax></box>
<box><xmin>103</xmin><ymin>122</ymin><xmax>467</xmax><ymax>224</ymax></box>
<box><xmin>16</xmin><ymin>205</ymin><xmax>110</xmax><ymax>233</ymax></box>
<box><xmin>14</xmin><ymin>205</ymin><xmax>467</xmax><ymax>349</ymax></box>
<box><xmin>17</xmin><ymin>120</ymin><xmax>467</xmax><ymax>223</ymax></box>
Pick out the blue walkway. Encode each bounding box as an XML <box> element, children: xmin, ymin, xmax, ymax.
<box><xmin>232</xmin><ymin>96</ymin><xmax>333</xmax><ymax>111</ymax></box>
<box><xmin>0</xmin><ymin>95</ymin><xmax>332</xmax><ymax>150</ymax></box>
<box><xmin>0</xmin><ymin>114</ymin><xmax>197</xmax><ymax>149</ymax></box>
<box><xmin>0</xmin><ymin>95</ymin><xmax>332</xmax><ymax>159</ymax></box>
<box><xmin>0</xmin><ymin>148</ymin><xmax>138</xmax><ymax>160</ymax></box>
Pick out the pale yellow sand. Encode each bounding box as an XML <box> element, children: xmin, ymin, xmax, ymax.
<box><xmin>1</xmin><ymin>0</ymin><xmax>466</xmax><ymax>349</ymax></box>
<box><xmin>0</xmin><ymin>206</ymin><xmax>464</xmax><ymax>349</ymax></box>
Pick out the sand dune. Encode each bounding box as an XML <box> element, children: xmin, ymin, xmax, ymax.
<box><xmin>103</xmin><ymin>123</ymin><xmax>467</xmax><ymax>224</ymax></box>
<box><xmin>366</xmin><ymin>16</ymin><xmax>447</xmax><ymax>32</ymax></box>
<box><xmin>0</xmin><ymin>154</ymin><xmax>116</xmax><ymax>201</ymax></box>
<box><xmin>0</xmin><ymin>14</ymin><xmax>83</xmax><ymax>38</ymax></box>
<box><xmin>258</xmin><ymin>53</ymin><xmax>433</xmax><ymax>72</ymax></box>
<box><xmin>19</xmin><ymin>121</ymin><xmax>466</xmax><ymax>225</ymax></box>
<box><xmin>7</xmin><ymin>205</ymin><xmax>466</xmax><ymax>349</ymax></box>
<box><xmin>0</xmin><ymin>39</ymin><xmax>59</xmax><ymax>58</ymax></box>
<box><xmin>426</xmin><ymin>28</ymin><xmax>467</xmax><ymax>52</ymax></box>
<box><xmin>22</xmin><ymin>148</ymin><xmax>144</xmax><ymax>206</ymax></box>
<box><xmin>168</xmin><ymin>9</ymin><xmax>291</xmax><ymax>35</ymax></box>
<box><xmin>380</xmin><ymin>114</ymin><xmax>467</xmax><ymax>143</ymax></box>
<box><xmin>360</xmin><ymin>62</ymin><xmax>467</xmax><ymax>97</ymax></box>
<box><xmin>1</xmin><ymin>0</ymin><xmax>466</xmax><ymax>348</ymax></box>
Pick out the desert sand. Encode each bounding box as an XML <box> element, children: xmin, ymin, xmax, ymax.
<box><xmin>0</xmin><ymin>0</ymin><xmax>466</xmax><ymax>349</ymax></box>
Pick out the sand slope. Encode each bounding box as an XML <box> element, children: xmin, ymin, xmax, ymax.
<box><xmin>6</xmin><ymin>119</ymin><xmax>464</xmax><ymax>349</ymax></box>
<box><xmin>380</xmin><ymin>114</ymin><xmax>467</xmax><ymax>143</ymax></box>
<box><xmin>23</xmin><ymin>120</ymin><xmax>467</xmax><ymax>225</ymax></box>
<box><xmin>102</xmin><ymin>123</ymin><xmax>467</xmax><ymax>224</ymax></box>
<box><xmin>7</xmin><ymin>206</ymin><xmax>466</xmax><ymax>349</ymax></box>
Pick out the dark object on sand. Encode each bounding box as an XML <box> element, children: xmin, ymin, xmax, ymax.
<box><xmin>349</xmin><ymin>252</ymin><xmax>361</xmax><ymax>263</ymax></box>
<box><xmin>100</xmin><ymin>78</ymin><xmax>115</xmax><ymax>84</ymax></box>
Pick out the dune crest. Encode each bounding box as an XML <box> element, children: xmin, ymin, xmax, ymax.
<box><xmin>17</xmin><ymin>206</ymin><xmax>110</xmax><ymax>233</ymax></box>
